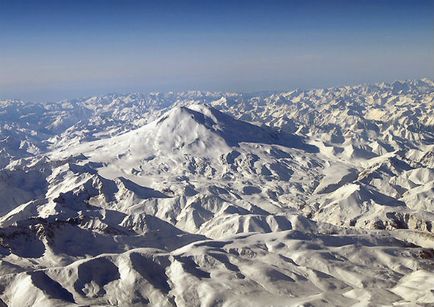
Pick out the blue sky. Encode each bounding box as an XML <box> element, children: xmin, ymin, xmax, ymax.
<box><xmin>0</xmin><ymin>0</ymin><xmax>433</xmax><ymax>101</ymax></box>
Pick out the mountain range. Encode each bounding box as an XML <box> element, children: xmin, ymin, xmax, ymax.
<box><xmin>0</xmin><ymin>79</ymin><xmax>433</xmax><ymax>306</ymax></box>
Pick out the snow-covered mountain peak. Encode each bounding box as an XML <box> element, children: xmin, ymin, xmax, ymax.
<box><xmin>52</xmin><ymin>103</ymin><xmax>320</xmax><ymax>189</ymax></box>
<box><xmin>154</xmin><ymin>103</ymin><xmax>318</xmax><ymax>152</ymax></box>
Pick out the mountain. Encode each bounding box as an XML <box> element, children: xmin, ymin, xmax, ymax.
<box><xmin>0</xmin><ymin>79</ymin><xmax>433</xmax><ymax>306</ymax></box>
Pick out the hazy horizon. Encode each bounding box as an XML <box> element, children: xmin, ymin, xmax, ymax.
<box><xmin>1</xmin><ymin>0</ymin><xmax>433</xmax><ymax>102</ymax></box>
<box><xmin>2</xmin><ymin>77</ymin><xmax>434</xmax><ymax>104</ymax></box>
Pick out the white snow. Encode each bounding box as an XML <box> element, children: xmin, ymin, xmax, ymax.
<box><xmin>0</xmin><ymin>79</ymin><xmax>433</xmax><ymax>306</ymax></box>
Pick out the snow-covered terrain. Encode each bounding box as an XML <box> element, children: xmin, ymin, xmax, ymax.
<box><xmin>0</xmin><ymin>79</ymin><xmax>433</xmax><ymax>306</ymax></box>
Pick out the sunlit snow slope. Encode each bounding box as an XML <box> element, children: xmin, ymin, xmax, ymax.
<box><xmin>0</xmin><ymin>79</ymin><xmax>433</xmax><ymax>306</ymax></box>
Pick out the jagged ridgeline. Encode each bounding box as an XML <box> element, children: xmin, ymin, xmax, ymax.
<box><xmin>0</xmin><ymin>79</ymin><xmax>433</xmax><ymax>306</ymax></box>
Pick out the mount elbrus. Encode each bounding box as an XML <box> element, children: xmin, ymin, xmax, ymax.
<box><xmin>0</xmin><ymin>79</ymin><xmax>433</xmax><ymax>306</ymax></box>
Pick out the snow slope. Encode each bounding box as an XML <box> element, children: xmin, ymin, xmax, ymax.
<box><xmin>0</xmin><ymin>79</ymin><xmax>433</xmax><ymax>306</ymax></box>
